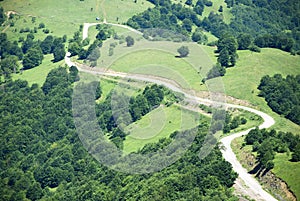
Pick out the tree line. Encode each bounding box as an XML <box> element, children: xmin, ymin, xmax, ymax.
<box><xmin>127</xmin><ymin>0</ymin><xmax>300</xmax><ymax>53</ymax></box>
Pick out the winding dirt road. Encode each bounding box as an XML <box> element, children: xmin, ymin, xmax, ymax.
<box><xmin>82</xmin><ymin>22</ymin><xmax>142</xmax><ymax>40</ymax></box>
<box><xmin>65</xmin><ymin>54</ymin><xmax>277</xmax><ymax>201</ymax></box>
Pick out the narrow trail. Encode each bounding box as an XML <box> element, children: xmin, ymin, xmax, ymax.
<box><xmin>82</xmin><ymin>22</ymin><xmax>142</xmax><ymax>40</ymax></box>
<box><xmin>100</xmin><ymin>0</ymin><xmax>107</xmax><ymax>23</ymax></box>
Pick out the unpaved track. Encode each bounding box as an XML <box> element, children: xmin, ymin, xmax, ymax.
<box><xmin>66</xmin><ymin>36</ymin><xmax>277</xmax><ymax>201</ymax></box>
<box><xmin>82</xmin><ymin>22</ymin><xmax>142</xmax><ymax>40</ymax></box>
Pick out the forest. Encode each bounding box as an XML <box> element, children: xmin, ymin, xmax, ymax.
<box><xmin>127</xmin><ymin>0</ymin><xmax>300</xmax><ymax>53</ymax></box>
<box><xmin>258</xmin><ymin>74</ymin><xmax>300</xmax><ymax>125</ymax></box>
<box><xmin>0</xmin><ymin>67</ymin><xmax>238</xmax><ymax>200</ymax></box>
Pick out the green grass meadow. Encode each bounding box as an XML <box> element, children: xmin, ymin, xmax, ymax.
<box><xmin>273</xmin><ymin>153</ymin><xmax>300</xmax><ymax>200</ymax></box>
<box><xmin>201</xmin><ymin>0</ymin><xmax>233</xmax><ymax>24</ymax></box>
<box><xmin>220</xmin><ymin>48</ymin><xmax>300</xmax><ymax>133</ymax></box>
<box><xmin>0</xmin><ymin>0</ymin><xmax>152</xmax><ymax>40</ymax></box>
<box><xmin>102</xmin><ymin>0</ymin><xmax>154</xmax><ymax>23</ymax></box>
<box><xmin>13</xmin><ymin>54</ymin><xmax>64</xmax><ymax>86</ymax></box>
<box><xmin>97</xmin><ymin>37</ymin><xmax>214</xmax><ymax>91</ymax></box>
<box><xmin>123</xmin><ymin>104</ymin><xmax>202</xmax><ymax>153</ymax></box>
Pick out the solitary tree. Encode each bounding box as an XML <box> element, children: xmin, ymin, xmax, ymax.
<box><xmin>126</xmin><ymin>36</ymin><xmax>135</xmax><ymax>47</ymax></box>
<box><xmin>177</xmin><ymin>46</ymin><xmax>189</xmax><ymax>57</ymax></box>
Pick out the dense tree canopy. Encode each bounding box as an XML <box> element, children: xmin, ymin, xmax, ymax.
<box><xmin>0</xmin><ymin>67</ymin><xmax>238</xmax><ymax>200</ymax></box>
<box><xmin>258</xmin><ymin>74</ymin><xmax>300</xmax><ymax>125</ymax></box>
<box><xmin>125</xmin><ymin>35</ymin><xmax>135</xmax><ymax>47</ymax></box>
<box><xmin>127</xmin><ymin>0</ymin><xmax>300</xmax><ymax>52</ymax></box>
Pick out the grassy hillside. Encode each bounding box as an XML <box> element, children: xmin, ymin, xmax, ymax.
<box><xmin>203</xmin><ymin>47</ymin><xmax>300</xmax><ymax>133</ymax></box>
<box><xmin>13</xmin><ymin>55</ymin><xmax>64</xmax><ymax>86</ymax></box>
<box><xmin>273</xmin><ymin>154</ymin><xmax>300</xmax><ymax>200</ymax></box>
<box><xmin>0</xmin><ymin>0</ymin><xmax>152</xmax><ymax>40</ymax></box>
<box><xmin>102</xmin><ymin>0</ymin><xmax>154</xmax><ymax>23</ymax></box>
<box><xmin>232</xmin><ymin>137</ymin><xmax>300</xmax><ymax>201</ymax></box>
<box><xmin>201</xmin><ymin>0</ymin><xmax>233</xmax><ymax>23</ymax></box>
<box><xmin>123</xmin><ymin>104</ymin><xmax>202</xmax><ymax>153</ymax></box>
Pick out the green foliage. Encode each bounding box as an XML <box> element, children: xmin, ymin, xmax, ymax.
<box><xmin>229</xmin><ymin>0</ymin><xmax>300</xmax><ymax>51</ymax></box>
<box><xmin>127</xmin><ymin>0</ymin><xmax>201</xmax><ymax>37</ymax></box>
<box><xmin>192</xmin><ymin>29</ymin><xmax>208</xmax><ymax>44</ymax></box>
<box><xmin>237</xmin><ymin>33</ymin><xmax>252</xmax><ymax>50</ymax></box>
<box><xmin>53</xmin><ymin>44</ymin><xmax>66</xmax><ymax>62</ymax></box>
<box><xmin>0</xmin><ymin>6</ymin><xmax>5</xmax><ymax>25</ymax></box>
<box><xmin>22</xmin><ymin>45</ymin><xmax>44</xmax><ymax>69</ymax></box>
<box><xmin>258</xmin><ymin>74</ymin><xmax>300</xmax><ymax>125</ymax></box>
<box><xmin>125</xmin><ymin>35</ymin><xmax>134</xmax><ymax>47</ymax></box>
<box><xmin>245</xmin><ymin>127</ymin><xmax>300</xmax><ymax>168</ymax></box>
<box><xmin>96</xmin><ymin>24</ymin><xmax>114</xmax><ymax>41</ymax></box>
<box><xmin>68</xmin><ymin>42</ymin><xmax>81</xmax><ymax>56</ymax></box>
<box><xmin>206</xmin><ymin>63</ymin><xmax>226</xmax><ymax>80</ymax></box>
<box><xmin>292</xmin><ymin>143</ymin><xmax>300</xmax><ymax>162</ymax></box>
<box><xmin>257</xmin><ymin>139</ymin><xmax>275</xmax><ymax>170</ymax></box>
<box><xmin>128</xmin><ymin>0</ymin><xmax>300</xmax><ymax>52</ymax></box>
<box><xmin>0</xmin><ymin>67</ymin><xmax>238</xmax><ymax>200</ymax></box>
<box><xmin>216</xmin><ymin>34</ymin><xmax>238</xmax><ymax>67</ymax></box>
<box><xmin>0</xmin><ymin>55</ymin><xmax>19</xmax><ymax>80</ymax></box>
<box><xmin>177</xmin><ymin>45</ymin><xmax>189</xmax><ymax>57</ymax></box>
<box><xmin>0</xmin><ymin>33</ymin><xmax>23</xmax><ymax>60</ymax></box>
<box><xmin>40</xmin><ymin>35</ymin><xmax>54</xmax><ymax>54</ymax></box>
<box><xmin>248</xmin><ymin>44</ymin><xmax>261</xmax><ymax>52</ymax></box>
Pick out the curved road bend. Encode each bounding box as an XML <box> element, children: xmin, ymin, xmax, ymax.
<box><xmin>82</xmin><ymin>22</ymin><xmax>142</xmax><ymax>40</ymax></box>
<box><xmin>66</xmin><ymin>52</ymin><xmax>277</xmax><ymax>201</ymax></box>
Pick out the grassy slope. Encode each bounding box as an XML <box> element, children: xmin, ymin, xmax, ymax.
<box><xmin>204</xmin><ymin>46</ymin><xmax>300</xmax><ymax>133</ymax></box>
<box><xmin>1</xmin><ymin>0</ymin><xmax>99</xmax><ymax>40</ymax></box>
<box><xmin>2</xmin><ymin>0</ymin><xmax>152</xmax><ymax>84</ymax></box>
<box><xmin>98</xmin><ymin>37</ymin><xmax>214</xmax><ymax>91</ymax></box>
<box><xmin>109</xmin><ymin>49</ymin><xmax>201</xmax><ymax>90</ymax></box>
<box><xmin>201</xmin><ymin>0</ymin><xmax>233</xmax><ymax>24</ymax></box>
<box><xmin>212</xmin><ymin>47</ymin><xmax>300</xmax><ymax>199</ymax></box>
<box><xmin>13</xmin><ymin>54</ymin><xmax>65</xmax><ymax>86</ymax></box>
<box><xmin>273</xmin><ymin>154</ymin><xmax>300</xmax><ymax>200</ymax></box>
<box><xmin>123</xmin><ymin>105</ymin><xmax>202</xmax><ymax>153</ymax></box>
<box><xmin>1</xmin><ymin>0</ymin><xmax>153</xmax><ymax>40</ymax></box>
<box><xmin>102</xmin><ymin>0</ymin><xmax>154</xmax><ymax>23</ymax></box>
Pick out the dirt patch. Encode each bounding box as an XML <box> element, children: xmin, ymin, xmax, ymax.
<box><xmin>257</xmin><ymin>171</ymin><xmax>296</xmax><ymax>201</ymax></box>
<box><xmin>5</xmin><ymin>11</ymin><xmax>18</xmax><ymax>18</ymax></box>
